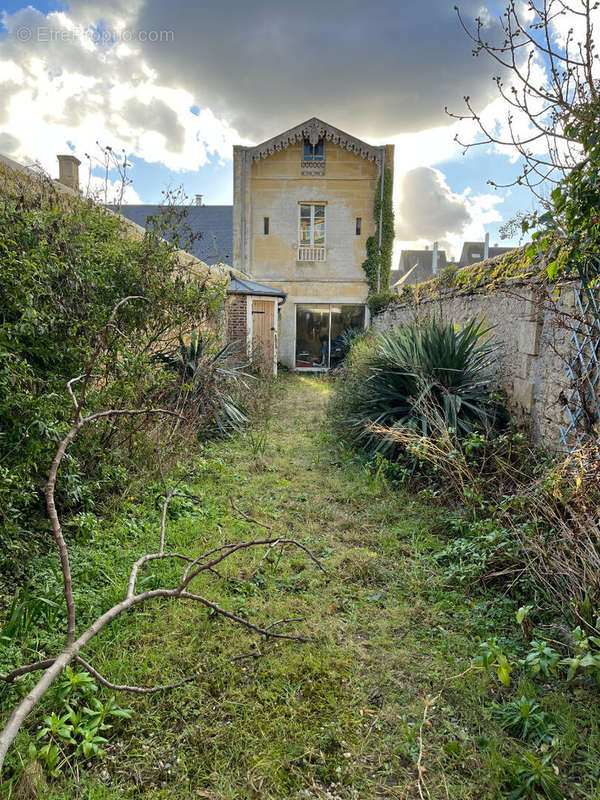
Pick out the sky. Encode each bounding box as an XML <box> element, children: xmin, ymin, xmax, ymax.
<box><xmin>0</xmin><ymin>0</ymin><xmax>573</xmax><ymax>262</ymax></box>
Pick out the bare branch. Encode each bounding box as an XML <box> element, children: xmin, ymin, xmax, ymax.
<box><xmin>0</xmin><ymin>299</ymin><xmax>321</xmax><ymax>774</ymax></box>
<box><xmin>74</xmin><ymin>653</ymin><xmax>261</xmax><ymax>694</ymax></box>
<box><xmin>178</xmin><ymin>591</ymin><xmax>309</xmax><ymax>642</ymax></box>
<box><xmin>0</xmin><ymin>659</ymin><xmax>56</xmax><ymax>683</ymax></box>
<box><xmin>451</xmin><ymin>0</ymin><xmax>599</xmax><ymax>189</ymax></box>
<box><xmin>229</xmin><ymin>496</ymin><xmax>273</xmax><ymax>531</ymax></box>
<box><xmin>127</xmin><ymin>552</ymin><xmax>195</xmax><ymax>600</ymax></box>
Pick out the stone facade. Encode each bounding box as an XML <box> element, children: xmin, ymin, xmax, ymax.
<box><xmin>233</xmin><ymin>119</ymin><xmax>393</xmax><ymax>368</ymax></box>
<box><xmin>374</xmin><ymin>277</ymin><xmax>579</xmax><ymax>449</ymax></box>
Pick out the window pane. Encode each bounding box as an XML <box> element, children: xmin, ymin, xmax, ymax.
<box><xmin>313</xmin><ymin>205</ymin><xmax>325</xmax><ymax>246</ymax></box>
<box><xmin>299</xmin><ymin>204</ymin><xmax>311</xmax><ymax>244</ymax></box>
<box><xmin>295</xmin><ymin>305</ymin><xmax>330</xmax><ymax>368</ymax></box>
<box><xmin>303</xmin><ymin>139</ymin><xmax>314</xmax><ymax>159</ymax></box>
<box><xmin>303</xmin><ymin>138</ymin><xmax>324</xmax><ymax>161</ymax></box>
<box><xmin>329</xmin><ymin>305</ymin><xmax>365</xmax><ymax>369</ymax></box>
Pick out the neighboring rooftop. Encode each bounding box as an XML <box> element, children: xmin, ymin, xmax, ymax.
<box><xmin>390</xmin><ymin>248</ymin><xmax>450</xmax><ymax>290</ymax></box>
<box><xmin>113</xmin><ymin>204</ymin><xmax>233</xmax><ymax>265</ymax></box>
<box><xmin>459</xmin><ymin>241</ymin><xmax>514</xmax><ymax>268</ymax></box>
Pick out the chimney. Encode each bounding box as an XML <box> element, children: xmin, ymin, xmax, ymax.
<box><xmin>57</xmin><ymin>154</ymin><xmax>81</xmax><ymax>191</ymax></box>
<box><xmin>484</xmin><ymin>232</ymin><xmax>490</xmax><ymax>260</ymax></box>
<box><xmin>195</xmin><ymin>194</ymin><xmax>204</xmax><ymax>206</ymax></box>
<box><xmin>432</xmin><ymin>241</ymin><xmax>439</xmax><ymax>275</ymax></box>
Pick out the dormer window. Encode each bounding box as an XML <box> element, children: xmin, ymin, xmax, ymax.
<box><xmin>303</xmin><ymin>137</ymin><xmax>325</xmax><ymax>161</ymax></box>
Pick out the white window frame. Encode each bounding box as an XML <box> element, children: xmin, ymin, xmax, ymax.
<box><xmin>298</xmin><ymin>203</ymin><xmax>326</xmax><ymax>248</ymax></box>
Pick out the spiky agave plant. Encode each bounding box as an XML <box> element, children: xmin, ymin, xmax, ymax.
<box><xmin>155</xmin><ymin>333</ymin><xmax>250</xmax><ymax>434</ymax></box>
<box><xmin>344</xmin><ymin>317</ymin><xmax>505</xmax><ymax>455</ymax></box>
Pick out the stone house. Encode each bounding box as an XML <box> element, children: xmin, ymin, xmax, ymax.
<box><xmin>459</xmin><ymin>239</ymin><xmax>514</xmax><ymax>267</ymax></box>
<box><xmin>51</xmin><ymin>120</ymin><xmax>396</xmax><ymax>375</ymax></box>
<box><xmin>390</xmin><ymin>247</ymin><xmax>449</xmax><ymax>290</ymax></box>
<box><xmin>233</xmin><ymin>118</ymin><xmax>394</xmax><ymax>370</ymax></box>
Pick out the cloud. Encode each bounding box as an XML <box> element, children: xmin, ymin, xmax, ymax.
<box><xmin>0</xmin><ymin>131</ymin><xmax>19</xmax><ymax>154</ymax></box>
<box><xmin>85</xmin><ymin>174</ymin><xmax>142</xmax><ymax>204</ymax></box>
<box><xmin>123</xmin><ymin>98</ymin><xmax>186</xmax><ymax>153</ymax></box>
<box><xmin>394</xmin><ymin>167</ymin><xmax>505</xmax><ymax>261</ymax></box>
<box><xmin>0</xmin><ymin>6</ymin><xmax>244</xmax><ymax>175</ymax></box>
<box><xmin>396</xmin><ymin>167</ymin><xmax>472</xmax><ymax>241</ymax></box>
<box><xmin>124</xmin><ymin>0</ymin><xmax>508</xmax><ymax>142</ymax></box>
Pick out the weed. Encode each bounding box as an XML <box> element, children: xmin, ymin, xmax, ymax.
<box><xmin>520</xmin><ymin>640</ymin><xmax>561</xmax><ymax>679</ymax></box>
<box><xmin>494</xmin><ymin>697</ymin><xmax>557</xmax><ymax>744</ymax></box>
<box><xmin>506</xmin><ymin>752</ymin><xmax>562</xmax><ymax>799</ymax></box>
<box><xmin>26</xmin><ymin>669</ymin><xmax>131</xmax><ymax>778</ymax></box>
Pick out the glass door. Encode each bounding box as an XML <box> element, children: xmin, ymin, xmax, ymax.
<box><xmin>329</xmin><ymin>305</ymin><xmax>366</xmax><ymax>369</ymax></box>
<box><xmin>295</xmin><ymin>304</ymin><xmax>366</xmax><ymax>370</ymax></box>
<box><xmin>295</xmin><ymin>305</ymin><xmax>330</xmax><ymax>368</ymax></box>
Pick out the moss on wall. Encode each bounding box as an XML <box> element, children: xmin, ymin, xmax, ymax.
<box><xmin>385</xmin><ymin>242</ymin><xmax>553</xmax><ymax>310</ymax></box>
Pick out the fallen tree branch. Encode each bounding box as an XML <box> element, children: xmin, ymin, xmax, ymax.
<box><xmin>74</xmin><ymin>652</ymin><xmax>261</xmax><ymax>695</ymax></box>
<box><xmin>0</xmin><ymin>298</ymin><xmax>324</xmax><ymax>774</ymax></box>
<box><xmin>0</xmin><ymin>659</ymin><xmax>56</xmax><ymax>683</ymax></box>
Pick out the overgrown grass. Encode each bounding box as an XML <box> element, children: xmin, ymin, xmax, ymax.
<box><xmin>2</xmin><ymin>376</ymin><xmax>599</xmax><ymax>799</ymax></box>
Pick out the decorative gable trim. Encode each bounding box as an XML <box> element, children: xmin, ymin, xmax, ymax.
<box><xmin>248</xmin><ymin>117</ymin><xmax>383</xmax><ymax>164</ymax></box>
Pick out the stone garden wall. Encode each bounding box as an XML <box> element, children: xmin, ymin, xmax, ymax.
<box><xmin>374</xmin><ymin>277</ymin><xmax>579</xmax><ymax>449</ymax></box>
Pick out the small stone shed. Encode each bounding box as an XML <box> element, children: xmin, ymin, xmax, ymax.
<box><xmin>226</xmin><ymin>274</ymin><xmax>286</xmax><ymax>376</ymax></box>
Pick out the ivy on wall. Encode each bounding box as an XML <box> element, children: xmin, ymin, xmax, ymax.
<box><xmin>362</xmin><ymin>164</ymin><xmax>394</xmax><ymax>308</ymax></box>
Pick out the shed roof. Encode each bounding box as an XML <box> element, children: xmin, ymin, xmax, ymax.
<box><xmin>228</xmin><ymin>274</ymin><xmax>287</xmax><ymax>299</ymax></box>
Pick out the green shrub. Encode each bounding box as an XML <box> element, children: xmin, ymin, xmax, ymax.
<box><xmin>329</xmin><ymin>317</ymin><xmax>505</xmax><ymax>456</ymax></box>
<box><xmin>26</xmin><ymin>667</ymin><xmax>131</xmax><ymax>776</ymax></box>
<box><xmin>0</xmin><ymin>165</ymin><xmax>226</xmax><ymax>583</ymax></box>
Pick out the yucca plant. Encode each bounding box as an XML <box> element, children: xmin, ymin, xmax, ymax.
<box><xmin>342</xmin><ymin>317</ymin><xmax>505</xmax><ymax>455</ymax></box>
<box><xmin>154</xmin><ymin>333</ymin><xmax>250</xmax><ymax>435</ymax></box>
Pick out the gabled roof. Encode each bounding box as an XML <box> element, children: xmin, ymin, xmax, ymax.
<box><xmin>398</xmin><ymin>249</ymin><xmax>448</xmax><ymax>272</ymax></box>
<box><xmin>228</xmin><ymin>274</ymin><xmax>286</xmax><ymax>300</ymax></box>
<box><xmin>247</xmin><ymin>117</ymin><xmax>384</xmax><ymax>164</ymax></box>
<box><xmin>112</xmin><ymin>204</ymin><xmax>233</xmax><ymax>265</ymax></box>
<box><xmin>391</xmin><ymin>249</ymin><xmax>449</xmax><ymax>288</ymax></box>
<box><xmin>459</xmin><ymin>241</ymin><xmax>514</xmax><ymax>268</ymax></box>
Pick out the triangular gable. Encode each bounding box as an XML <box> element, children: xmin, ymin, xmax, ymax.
<box><xmin>248</xmin><ymin>117</ymin><xmax>383</xmax><ymax>164</ymax></box>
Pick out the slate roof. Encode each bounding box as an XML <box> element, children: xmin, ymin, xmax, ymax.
<box><xmin>112</xmin><ymin>204</ymin><xmax>233</xmax><ymax>265</ymax></box>
<box><xmin>459</xmin><ymin>242</ymin><xmax>514</xmax><ymax>268</ymax></box>
<box><xmin>392</xmin><ymin>249</ymin><xmax>449</xmax><ymax>288</ymax></box>
<box><xmin>228</xmin><ymin>274</ymin><xmax>286</xmax><ymax>299</ymax></box>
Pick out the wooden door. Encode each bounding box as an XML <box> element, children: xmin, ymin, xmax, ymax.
<box><xmin>252</xmin><ymin>299</ymin><xmax>275</xmax><ymax>374</ymax></box>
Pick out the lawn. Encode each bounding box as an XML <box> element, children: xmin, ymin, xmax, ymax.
<box><xmin>2</xmin><ymin>375</ymin><xmax>598</xmax><ymax>799</ymax></box>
